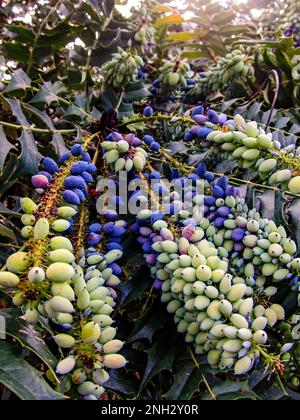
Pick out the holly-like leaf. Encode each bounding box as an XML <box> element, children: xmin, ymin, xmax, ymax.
<box><xmin>0</xmin><ymin>126</ymin><xmax>16</xmax><ymax>171</ymax></box>
<box><xmin>0</xmin><ymin>308</ymin><xmax>57</xmax><ymax>371</ymax></box>
<box><xmin>4</xmin><ymin>69</ymin><xmax>31</xmax><ymax>98</ymax></box>
<box><xmin>140</xmin><ymin>333</ymin><xmax>184</xmax><ymax>391</ymax></box>
<box><xmin>0</xmin><ymin>341</ymin><xmax>64</xmax><ymax>400</ymax></box>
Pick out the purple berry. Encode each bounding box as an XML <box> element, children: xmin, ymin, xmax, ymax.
<box><xmin>232</xmin><ymin>228</ymin><xmax>246</xmax><ymax>242</ymax></box>
<box><xmin>193</xmin><ymin>115</ymin><xmax>208</xmax><ymax>125</ymax></box>
<box><xmin>207</xmin><ymin>110</ymin><xmax>220</xmax><ymax>125</ymax></box>
<box><xmin>32</xmin><ymin>174</ymin><xmax>49</xmax><ymax>189</ymax></box>
<box><xmin>214</xmin><ymin>217</ymin><xmax>226</xmax><ymax>228</ymax></box>
<box><xmin>39</xmin><ymin>171</ymin><xmax>53</xmax><ymax>181</ymax></box>
<box><xmin>216</xmin><ymin>206</ymin><xmax>231</xmax><ymax>217</ymax></box>
<box><xmin>88</xmin><ymin>233</ymin><xmax>102</xmax><ymax>247</ymax></box>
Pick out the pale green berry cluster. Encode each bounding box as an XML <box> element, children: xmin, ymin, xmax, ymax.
<box><xmin>195</xmin><ymin>49</ymin><xmax>255</xmax><ymax>96</ymax></box>
<box><xmin>158</xmin><ymin>59</ymin><xmax>191</xmax><ymax>92</ymax></box>
<box><xmin>202</xmin><ymin>115</ymin><xmax>300</xmax><ymax>194</ymax></box>
<box><xmin>103</xmin><ymin>47</ymin><xmax>144</xmax><ymax>88</ymax></box>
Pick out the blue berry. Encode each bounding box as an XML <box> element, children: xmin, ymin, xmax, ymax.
<box><xmin>194</xmin><ymin>115</ymin><xmax>209</xmax><ymax>125</ymax></box>
<box><xmin>70</xmin><ymin>161</ymin><xmax>89</xmax><ymax>175</ymax></box>
<box><xmin>192</xmin><ymin>106</ymin><xmax>204</xmax><ymax>116</ymax></box>
<box><xmin>82</xmin><ymin>152</ymin><xmax>91</xmax><ymax>163</ymax></box>
<box><xmin>144</xmin><ymin>106</ymin><xmax>154</xmax><ymax>117</ymax></box>
<box><xmin>88</xmin><ymin>233</ymin><xmax>102</xmax><ymax>247</ymax></box>
<box><xmin>73</xmin><ymin>188</ymin><xmax>86</xmax><ymax>201</ymax></box>
<box><xmin>43</xmin><ymin>157</ymin><xmax>59</xmax><ymax>174</ymax></box>
<box><xmin>89</xmin><ymin>223</ymin><xmax>102</xmax><ymax>233</ymax></box>
<box><xmin>63</xmin><ymin>190</ymin><xmax>80</xmax><ymax>205</ymax></box>
<box><xmin>216</xmin><ymin>176</ymin><xmax>228</xmax><ymax>191</ymax></box>
<box><xmin>143</xmin><ymin>135</ymin><xmax>155</xmax><ymax>146</ymax></box>
<box><xmin>64</xmin><ymin>176</ymin><xmax>87</xmax><ymax>190</ymax></box>
<box><xmin>71</xmin><ymin>144</ymin><xmax>84</xmax><ymax>156</ymax></box>
<box><xmin>184</xmin><ymin>132</ymin><xmax>194</xmax><ymax>141</ymax></box>
<box><xmin>149</xmin><ymin>171</ymin><xmax>161</xmax><ymax>180</ymax></box>
<box><xmin>59</xmin><ymin>152</ymin><xmax>71</xmax><ymax>163</ymax></box>
<box><xmin>86</xmin><ymin>163</ymin><xmax>97</xmax><ymax>173</ymax></box>
<box><xmin>107</xmin><ymin>243</ymin><xmax>123</xmax><ymax>252</ymax></box>
<box><xmin>80</xmin><ymin>172</ymin><xmax>94</xmax><ymax>183</ymax></box>
<box><xmin>204</xmin><ymin>172</ymin><xmax>215</xmax><ymax>182</ymax></box>
<box><xmin>204</xmin><ymin>196</ymin><xmax>216</xmax><ymax>206</ymax></box>
<box><xmin>108</xmin><ymin>263</ymin><xmax>122</xmax><ymax>276</ymax></box>
<box><xmin>197</xmin><ymin>127</ymin><xmax>213</xmax><ymax>139</ymax></box>
<box><xmin>216</xmin><ymin>206</ymin><xmax>231</xmax><ymax>217</ymax></box>
<box><xmin>103</xmin><ymin>222</ymin><xmax>115</xmax><ymax>235</ymax></box>
<box><xmin>111</xmin><ymin>226</ymin><xmax>126</xmax><ymax>237</ymax></box>
<box><xmin>232</xmin><ymin>228</ymin><xmax>246</xmax><ymax>242</ymax></box>
<box><xmin>197</xmin><ymin>163</ymin><xmax>207</xmax><ymax>177</ymax></box>
<box><xmin>212</xmin><ymin>186</ymin><xmax>225</xmax><ymax>198</ymax></box>
<box><xmin>150</xmin><ymin>142</ymin><xmax>161</xmax><ymax>152</ymax></box>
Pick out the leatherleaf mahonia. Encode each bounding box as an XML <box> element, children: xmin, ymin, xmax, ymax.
<box><xmin>127</xmin><ymin>161</ymin><xmax>300</xmax><ymax>377</ymax></box>
<box><xmin>0</xmin><ymin>143</ymin><xmax>96</xmax><ymax>325</ymax></box>
<box><xmin>53</xmin><ymin>209</ymin><xmax>127</xmax><ymax>400</ymax></box>
<box><xmin>184</xmin><ymin>109</ymin><xmax>300</xmax><ymax>195</ymax></box>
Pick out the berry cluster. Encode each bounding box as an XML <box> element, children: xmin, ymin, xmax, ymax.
<box><xmin>128</xmin><ymin>162</ymin><xmax>299</xmax><ymax>375</ymax></box>
<box><xmin>103</xmin><ymin>47</ymin><xmax>144</xmax><ymax>89</ymax></box>
<box><xmin>184</xmin><ymin>111</ymin><xmax>300</xmax><ymax>195</ymax></box>
<box><xmin>102</xmin><ymin>131</ymin><xmax>149</xmax><ymax>172</ymax></box>
<box><xmin>192</xmin><ymin>49</ymin><xmax>255</xmax><ymax>98</ymax></box>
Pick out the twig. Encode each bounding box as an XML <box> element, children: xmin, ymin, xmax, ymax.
<box><xmin>0</xmin><ymin>120</ymin><xmax>77</xmax><ymax>134</ymax></box>
<box><xmin>188</xmin><ymin>347</ymin><xmax>217</xmax><ymax>401</ymax></box>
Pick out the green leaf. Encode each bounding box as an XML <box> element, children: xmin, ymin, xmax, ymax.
<box><xmin>0</xmin><ymin>223</ymin><xmax>16</xmax><ymax>240</ymax></box>
<box><xmin>0</xmin><ymin>341</ymin><xmax>64</xmax><ymax>400</ymax></box>
<box><xmin>25</xmin><ymin>104</ymin><xmax>68</xmax><ymax>157</ymax></box>
<box><xmin>12</xmin><ymin>130</ymin><xmax>43</xmax><ymax>179</ymax></box>
<box><xmin>140</xmin><ymin>333</ymin><xmax>184</xmax><ymax>391</ymax></box>
<box><xmin>211</xmin><ymin>11</ymin><xmax>236</xmax><ymax>26</ymax></box>
<box><xmin>0</xmin><ymin>308</ymin><xmax>57</xmax><ymax>371</ymax></box>
<box><xmin>4</xmin><ymin>69</ymin><xmax>32</xmax><ymax>98</ymax></box>
<box><xmin>166</xmin><ymin>32</ymin><xmax>198</xmax><ymax>42</ymax></box>
<box><xmin>164</xmin><ymin>361</ymin><xmax>202</xmax><ymax>400</ymax></box>
<box><xmin>105</xmin><ymin>369</ymin><xmax>139</xmax><ymax>397</ymax></box>
<box><xmin>0</xmin><ymin>126</ymin><xmax>16</xmax><ymax>172</ymax></box>
<box><xmin>30</xmin><ymin>82</ymin><xmax>60</xmax><ymax>106</ymax></box>
<box><xmin>129</xmin><ymin>305</ymin><xmax>169</xmax><ymax>344</ymax></box>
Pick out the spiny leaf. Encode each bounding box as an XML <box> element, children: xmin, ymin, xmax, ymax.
<box><xmin>0</xmin><ymin>126</ymin><xmax>16</xmax><ymax>172</ymax></box>
<box><xmin>4</xmin><ymin>69</ymin><xmax>31</xmax><ymax>98</ymax></box>
<box><xmin>0</xmin><ymin>341</ymin><xmax>64</xmax><ymax>400</ymax></box>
